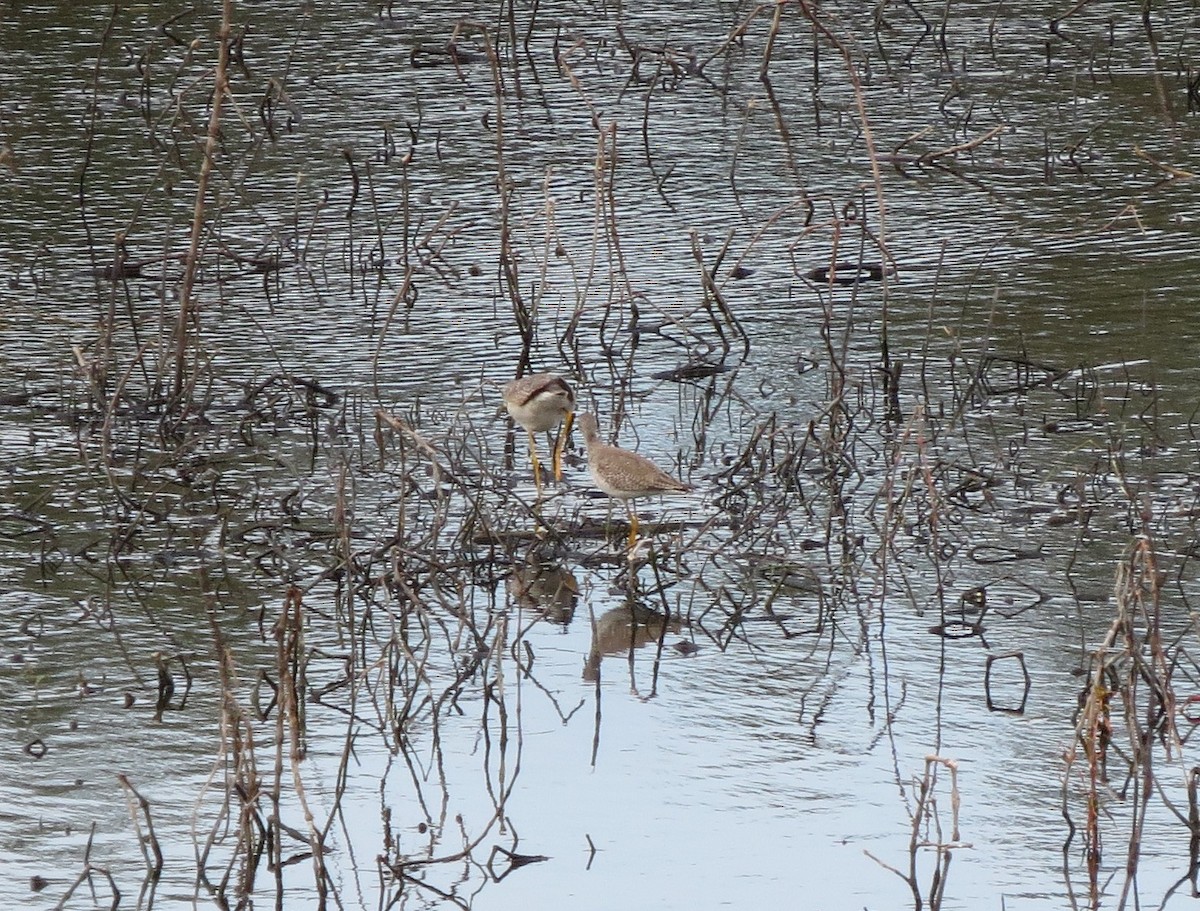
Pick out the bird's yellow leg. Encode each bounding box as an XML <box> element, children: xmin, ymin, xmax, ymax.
<box><xmin>553</xmin><ymin>412</ymin><xmax>574</xmax><ymax>482</ymax></box>
<box><xmin>626</xmin><ymin>505</ymin><xmax>639</xmax><ymax>550</ymax></box>
<box><xmin>549</xmin><ymin>430</ymin><xmax>562</xmax><ymax>483</ymax></box>
<box><xmin>527</xmin><ymin>430</ymin><xmax>544</xmax><ymax>494</ymax></box>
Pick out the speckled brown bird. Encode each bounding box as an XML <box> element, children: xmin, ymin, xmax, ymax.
<box><xmin>502</xmin><ymin>373</ymin><xmax>575</xmax><ymax>490</ymax></box>
<box><xmin>577</xmin><ymin>412</ymin><xmax>691</xmax><ymax>547</ymax></box>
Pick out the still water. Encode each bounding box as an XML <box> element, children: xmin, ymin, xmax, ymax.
<box><xmin>2</xmin><ymin>2</ymin><xmax>1200</xmax><ymax>909</ymax></box>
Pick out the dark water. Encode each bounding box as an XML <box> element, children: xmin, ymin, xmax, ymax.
<box><xmin>2</xmin><ymin>2</ymin><xmax>1200</xmax><ymax>909</ymax></box>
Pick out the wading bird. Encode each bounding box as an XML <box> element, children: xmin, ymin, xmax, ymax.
<box><xmin>576</xmin><ymin>412</ymin><xmax>691</xmax><ymax>548</ymax></box>
<box><xmin>502</xmin><ymin>373</ymin><xmax>575</xmax><ymax>491</ymax></box>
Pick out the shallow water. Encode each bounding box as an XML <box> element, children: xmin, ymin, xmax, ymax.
<box><xmin>3</xmin><ymin>2</ymin><xmax>1200</xmax><ymax>910</ymax></box>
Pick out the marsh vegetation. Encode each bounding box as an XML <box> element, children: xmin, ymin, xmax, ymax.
<box><xmin>2</xmin><ymin>2</ymin><xmax>1200</xmax><ymax>909</ymax></box>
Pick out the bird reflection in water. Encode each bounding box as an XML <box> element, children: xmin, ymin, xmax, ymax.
<box><xmin>583</xmin><ymin>604</ymin><xmax>682</xmax><ymax>682</ymax></box>
<box><xmin>508</xmin><ymin>554</ymin><xmax>579</xmax><ymax>627</ymax></box>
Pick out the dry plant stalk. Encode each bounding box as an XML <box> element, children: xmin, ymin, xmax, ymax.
<box><xmin>118</xmin><ymin>773</ymin><xmax>164</xmax><ymax>877</ymax></box>
<box><xmin>52</xmin><ymin>823</ymin><xmax>121</xmax><ymax>911</ymax></box>
<box><xmin>195</xmin><ymin>609</ymin><xmax>267</xmax><ymax>904</ymax></box>
<box><xmin>173</xmin><ymin>0</ymin><xmax>234</xmax><ymax>406</ymax></box>
<box><xmin>1065</xmin><ymin>533</ymin><xmax>1180</xmax><ymax>908</ymax></box>
<box><xmin>865</xmin><ymin>755</ymin><xmax>967</xmax><ymax>910</ymax></box>
<box><xmin>273</xmin><ymin>587</ymin><xmax>332</xmax><ymax>901</ymax></box>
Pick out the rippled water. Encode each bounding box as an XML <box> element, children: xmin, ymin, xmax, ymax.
<box><xmin>3</xmin><ymin>2</ymin><xmax>1200</xmax><ymax>910</ymax></box>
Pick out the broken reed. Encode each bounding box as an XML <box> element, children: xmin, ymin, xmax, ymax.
<box><xmin>1064</xmin><ymin>530</ymin><xmax>1189</xmax><ymax>907</ymax></box>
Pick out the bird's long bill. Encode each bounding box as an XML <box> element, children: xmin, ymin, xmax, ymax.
<box><xmin>553</xmin><ymin>411</ymin><xmax>575</xmax><ymax>481</ymax></box>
